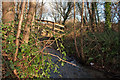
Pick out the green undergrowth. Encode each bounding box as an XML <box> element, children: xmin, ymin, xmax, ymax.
<box><xmin>63</xmin><ymin>29</ymin><xmax>120</xmax><ymax>72</ymax></box>
<box><xmin>2</xmin><ymin>21</ymin><xmax>66</xmax><ymax>78</ymax></box>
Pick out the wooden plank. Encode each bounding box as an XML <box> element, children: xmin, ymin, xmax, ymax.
<box><xmin>35</xmin><ymin>19</ymin><xmax>65</xmax><ymax>37</ymax></box>
<box><xmin>46</xmin><ymin>25</ymin><xmax>53</xmax><ymax>29</ymax></box>
<box><xmin>54</xmin><ymin>27</ymin><xmax>64</xmax><ymax>32</ymax></box>
<box><xmin>36</xmin><ymin>19</ymin><xmax>64</xmax><ymax>28</ymax></box>
<box><xmin>45</xmin><ymin>25</ymin><xmax>64</xmax><ymax>32</ymax></box>
<box><xmin>54</xmin><ymin>23</ymin><xmax>64</xmax><ymax>28</ymax></box>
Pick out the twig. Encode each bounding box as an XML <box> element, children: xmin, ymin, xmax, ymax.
<box><xmin>30</xmin><ymin>33</ymin><xmax>65</xmax><ymax>47</ymax></box>
<box><xmin>42</xmin><ymin>52</ymin><xmax>80</xmax><ymax>68</ymax></box>
<box><xmin>26</xmin><ymin>34</ymin><xmax>66</xmax><ymax>69</ymax></box>
<box><xmin>28</xmin><ymin>45</ymin><xmax>51</xmax><ymax>65</ymax></box>
<box><xmin>28</xmin><ymin>48</ymin><xmax>80</xmax><ymax>69</ymax></box>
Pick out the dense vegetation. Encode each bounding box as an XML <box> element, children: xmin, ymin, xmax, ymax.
<box><xmin>2</xmin><ymin>21</ymin><xmax>67</xmax><ymax>78</ymax></box>
<box><xmin>1</xmin><ymin>1</ymin><xmax>120</xmax><ymax>79</ymax></box>
<box><xmin>64</xmin><ymin>25</ymin><xmax>119</xmax><ymax>73</ymax></box>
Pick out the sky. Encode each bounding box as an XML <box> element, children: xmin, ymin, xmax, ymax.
<box><xmin>43</xmin><ymin>2</ymin><xmax>119</xmax><ymax>23</ymax></box>
<box><xmin>41</xmin><ymin>2</ymin><xmax>106</xmax><ymax>22</ymax></box>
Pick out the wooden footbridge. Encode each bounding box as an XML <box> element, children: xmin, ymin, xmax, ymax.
<box><xmin>35</xmin><ymin>19</ymin><xmax>65</xmax><ymax>37</ymax></box>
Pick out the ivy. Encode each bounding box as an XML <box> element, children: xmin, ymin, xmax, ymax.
<box><xmin>2</xmin><ymin>21</ymin><xmax>67</xmax><ymax>78</ymax></box>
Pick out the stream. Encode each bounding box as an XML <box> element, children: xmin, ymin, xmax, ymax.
<box><xmin>44</xmin><ymin>48</ymin><xmax>106</xmax><ymax>78</ymax></box>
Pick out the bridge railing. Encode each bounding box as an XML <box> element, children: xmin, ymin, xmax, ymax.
<box><xmin>35</xmin><ymin>19</ymin><xmax>65</xmax><ymax>37</ymax></box>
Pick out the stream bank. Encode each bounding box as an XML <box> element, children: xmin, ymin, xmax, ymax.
<box><xmin>45</xmin><ymin>48</ymin><xmax>106</xmax><ymax>78</ymax></box>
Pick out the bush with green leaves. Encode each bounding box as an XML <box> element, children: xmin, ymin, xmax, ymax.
<box><xmin>84</xmin><ymin>29</ymin><xmax>119</xmax><ymax>71</ymax></box>
<box><xmin>2</xmin><ymin>21</ymin><xmax>66</xmax><ymax>78</ymax></box>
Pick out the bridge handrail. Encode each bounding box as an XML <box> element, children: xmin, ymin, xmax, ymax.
<box><xmin>35</xmin><ymin>19</ymin><xmax>65</xmax><ymax>28</ymax></box>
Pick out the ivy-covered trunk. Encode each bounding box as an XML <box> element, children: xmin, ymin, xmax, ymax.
<box><xmin>2</xmin><ymin>2</ymin><xmax>16</xmax><ymax>78</ymax></box>
<box><xmin>105</xmin><ymin>2</ymin><xmax>111</xmax><ymax>30</ymax></box>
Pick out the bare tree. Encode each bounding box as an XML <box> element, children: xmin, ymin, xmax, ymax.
<box><xmin>51</xmin><ymin>10</ymin><xmax>59</xmax><ymax>22</ymax></box>
<box><xmin>51</xmin><ymin>2</ymin><xmax>73</xmax><ymax>25</ymax></box>
<box><xmin>86</xmin><ymin>2</ymin><xmax>96</xmax><ymax>32</ymax></box>
<box><xmin>76</xmin><ymin>2</ymin><xmax>88</xmax><ymax>24</ymax></box>
<box><xmin>36</xmin><ymin>0</ymin><xmax>46</xmax><ymax>19</ymax></box>
<box><xmin>48</xmin><ymin>8</ymin><xmax>61</xmax><ymax>23</ymax></box>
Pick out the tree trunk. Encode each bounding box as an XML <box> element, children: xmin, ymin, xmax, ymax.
<box><xmin>80</xmin><ymin>1</ymin><xmax>85</xmax><ymax>62</ymax></box>
<box><xmin>2</xmin><ymin>2</ymin><xmax>15</xmax><ymax>25</ymax></box>
<box><xmin>17</xmin><ymin>1</ymin><xmax>21</xmax><ymax>20</ymax></box>
<box><xmin>84</xmin><ymin>7</ymin><xmax>88</xmax><ymax>25</ymax></box>
<box><xmin>73</xmin><ymin>0</ymin><xmax>80</xmax><ymax>58</ymax></box>
<box><xmin>87</xmin><ymin>2</ymin><xmax>92</xmax><ymax>31</ymax></box>
<box><xmin>96</xmin><ymin>3</ymin><xmax>100</xmax><ymax>28</ymax></box>
<box><xmin>25</xmin><ymin>0</ymin><xmax>28</xmax><ymax>19</ymax></box>
<box><xmin>94</xmin><ymin>2</ymin><xmax>98</xmax><ymax>31</ymax></box>
<box><xmin>2</xmin><ymin>2</ymin><xmax>17</xmax><ymax>78</ymax></box>
<box><xmin>14</xmin><ymin>1</ymin><xmax>26</xmax><ymax>62</ymax></box>
<box><xmin>118</xmin><ymin>2</ymin><xmax>120</xmax><ymax>64</ymax></box>
<box><xmin>22</xmin><ymin>0</ymin><xmax>36</xmax><ymax>44</ymax></box>
<box><xmin>62</xmin><ymin>2</ymin><xmax>73</xmax><ymax>25</ymax></box>
<box><xmin>91</xmin><ymin>2</ymin><xmax>96</xmax><ymax>32</ymax></box>
<box><xmin>40</xmin><ymin>0</ymin><xmax>44</xmax><ymax>20</ymax></box>
<box><xmin>105</xmin><ymin>2</ymin><xmax>111</xmax><ymax>30</ymax></box>
<box><xmin>13</xmin><ymin>2</ymin><xmax>26</xmax><ymax>79</ymax></box>
<box><xmin>118</xmin><ymin>2</ymin><xmax>120</xmax><ymax>26</ymax></box>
